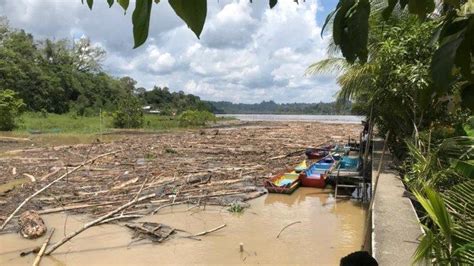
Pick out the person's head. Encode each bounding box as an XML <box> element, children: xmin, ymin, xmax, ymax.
<box><xmin>340</xmin><ymin>251</ymin><xmax>378</xmax><ymax>266</ymax></box>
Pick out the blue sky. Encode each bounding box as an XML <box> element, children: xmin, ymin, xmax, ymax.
<box><xmin>0</xmin><ymin>0</ymin><xmax>340</xmax><ymax>104</ymax></box>
<box><xmin>316</xmin><ymin>0</ymin><xmax>338</xmax><ymax>25</ymax></box>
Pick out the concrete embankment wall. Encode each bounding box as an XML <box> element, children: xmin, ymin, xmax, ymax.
<box><xmin>370</xmin><ymin>138</ymin><xmax>423</xmax><ymax>265</ymax></box>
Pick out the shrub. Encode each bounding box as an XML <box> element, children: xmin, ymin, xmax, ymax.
<box><xmin>112</xmin><ymin>97</ymin><xmax>144</xmax><ymax>128</ymax></box>
<box><xmin>0</xmin><ymin>89</ymin><xmax>25</xmax><ymax>131</ymax></box>
<box><xmin>178</xmin><ymin>110</ymin><xmax>216</xmax><ymax>126</ymax></box>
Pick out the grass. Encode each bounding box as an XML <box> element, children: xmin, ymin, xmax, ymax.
<box><xmin>0</xmin><ymin>112</ymin><xmax>233</xmax><ymax>146</ymax></box>
<box><xmin>227</xmin><ymin>202</ymin><xmax>246</xmax><ymax>213</ymax></box>
<box><xmin>465</xmin><ymin>125</ymin><xmax>474</xmax><ymax>137</ymax></box>
<box><xmin>13</xmin><ymin>112</ymin><xmax>190</xmax><ymax>134</ymax></box>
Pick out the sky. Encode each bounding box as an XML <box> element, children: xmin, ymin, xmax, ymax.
<box><xmin>0</xmin><ymin>0</ymin><xmax>340</xmax><ymax>104</ymax></box>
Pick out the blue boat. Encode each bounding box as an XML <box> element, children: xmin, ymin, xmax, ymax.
<box><xmin>338</xmin><ymin>156</ymin><xmax>361</xmax><ymax>171</ymax></box>
<box><xmin>299</xmin><ymin>156</ymin><xmax>336</xmax><ymax>188</ymax></box>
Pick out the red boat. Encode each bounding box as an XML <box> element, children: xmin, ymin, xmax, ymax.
<box><xmin>305</xmin><ymin>145</ymin><xmax>335</xmax><ymax>160</ymax></box>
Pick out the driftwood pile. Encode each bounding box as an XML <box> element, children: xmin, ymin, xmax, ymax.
<box><xmin>0</xmin><ymin>122</ymin><xmax>361</xmax><ymax>232</ymax></box>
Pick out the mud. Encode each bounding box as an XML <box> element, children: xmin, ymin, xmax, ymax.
<box><xmin>0</xmin><ymin>188</ymin><xmax>366</xmax><ymax>265</ymax></box>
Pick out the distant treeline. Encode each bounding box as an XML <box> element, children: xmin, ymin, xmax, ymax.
<box><xmin>208</xmin><ymin>100</ymin><xmax>352</xmax><ymax>115</ymax></box>
<box><xmin>0</xmin><ymin>18</ymin><xmax>211</xmax><ymax>116</ymax></box>
<box><xmin>137</xmin><ymin>86</ymin><xmax>213</xmax><ymax>115</ymax></box>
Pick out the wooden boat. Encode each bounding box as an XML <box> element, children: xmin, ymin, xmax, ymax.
<box><xmin>264</xmin><ymin>172</ymin><xmax>300</xmax><ymax>194</ymax></box>
<box><xmin>305</xmin><ymin>148</ymin><xmax>329</xmax><ymax>160</ymax></box>
<box><xmin>299</xmin><ymin>157</ymin><xmax>336</xmax><ymax>188</ymax></box>
<box><xmin>294</xmin><ymin>160</ymin><xmax>307</xmax><ymax>173</ymax></box>
<box><xmin>331</xmin><ymin>155</ymin><xmax>361</xmax><ymax>176</ymax></box>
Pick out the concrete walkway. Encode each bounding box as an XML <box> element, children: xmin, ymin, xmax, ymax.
<box><xmin>371</xmin><ymin>140</ymin><xmax>423</xmax><ymax>265</ymax></box>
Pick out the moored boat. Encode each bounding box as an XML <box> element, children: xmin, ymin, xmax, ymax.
<box><xmin>305</xmin><ymin>148</ymin><xmax>330</xmax><ymax>160</ymax></box>
<box><xmin>294</xmin><ymin>160</ymin><xmax>307</xmax><ymax>173</ymax></box>
<box><xmin>264</xmin><ymin>172</ymin><xmax>300</xmax><ymax>194</ymax></box>
<box><xmin>299</xmin><ymin>156</ymin><xmax>336</xmax><ymax>188</ymax></box>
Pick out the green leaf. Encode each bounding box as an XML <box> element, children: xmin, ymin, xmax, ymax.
<box><xmin>452</xmin><ymin>160</ymin><xmax>474</xmax><ymax>178</ymax></box>
<box><xmin>107</xmin><ymin>0</ymin><xmax>114</xmax><ymax>7</ymax></box>
<box><xmin>321</xmin><ymin>7</ymin><xmax>339</xmax><ymax>37</ymax></box>
<box><xmin>333</xmin><ymin>0</ymin><xmax>369</xmax><ymax>63</ymax></box>
<box><xmin>431</xmin><ymin>31</ymin><xmax>465</xmax><ymax>93</ymax></box>
<box><xmin>399</xmin><ymin>0</ymin><xmax>408</xmax><ymax>9</ymax></box>
<box><xmin>87</xmin><ymin>0</ymin><xmax>93</xmax><ymax>10</ymax></box>
<box><xmin>414</xmin><ymin>188</ymin><xmax>454</xmax><ymax>246</ymax></box>
<box><xmin>117</xmin><ymin>0</ymin><xmax>129</xmax><ymax>11</ymax></box>
<box><xmin>270</xmin><ymin>0</ymin><xmax>278</xmax><ymax>8</ymax></box>
<box><xmin>132</xmin><ymin>0</ymin><xmax>153</xmax><ymax>48</ymax></box>
<box><xmin>382</xmin><ymin>0</ymin><xmax>398</xmax><ymax>20</ymax></box>
<box><xmin>460</xmin><ymin>83</ymin><xmax>474</xmax><ymax>110</ymax></box>
<box><xmin>169</xmin><ymin>0</ymin><xmax>207</xmax><ymax>39</ymax></box>
<box><xmin>408</xmin><ymin>0</ymin><xmax>435</xmax><ymax>18</ymax></box>
<box><xmin>333</xmin><ymin>0</ymin><xmax>356</xmax><ymax>46</ymax></box>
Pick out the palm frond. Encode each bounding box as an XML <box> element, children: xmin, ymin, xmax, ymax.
<box><xmin>305</xmin><ymin>57</ymin><xmax>348</xmax><ymax>76</ymax></box>
<box><xmin>413</xmin><ymin>224</ymin><xmax>436</xmax><ymax>264</ymax></box>
<box><xmin>443</xmin><ymin>180</ymin><xmax>474</xmax><ymax>264</ymax></box>
<box><xmin>336</xmin><ymin>63</ymin><xmax>377</xmax><ymax>101</ymax></box>
<box><xmin>438</xmin><ymin>136</ymin><xmax>474</xmax><ymax>162</ymax></box>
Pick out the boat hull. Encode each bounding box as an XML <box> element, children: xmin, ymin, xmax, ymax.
<box><xmin>264</xmin><ymin>172</ymin><xmax>300</xmax><ymax>194</ymax></box>
<box><xmin>299</xmin><ymin>172</ymin><xmax>326</xmax><ymax>188</ymax></box>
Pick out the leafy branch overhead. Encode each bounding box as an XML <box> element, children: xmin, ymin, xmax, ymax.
<box><xmin>82</xmin><ymin>0</ymin><xmax>298</xmax><ymax>48</ymax></box>
<box><xmin>324</xmin><ymin>0</ymin><xmax>473</xmax><ymax>100</ymax></box>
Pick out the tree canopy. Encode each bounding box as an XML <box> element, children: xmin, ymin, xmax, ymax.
<box><xmin>0</xmin><ymin>19</ymin><xmax>212</xmax><ymax>117</ymax></box>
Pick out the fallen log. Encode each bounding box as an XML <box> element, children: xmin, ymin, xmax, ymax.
<box><xmin>0</xmin><ymin>151</ymin><xmax>119</xmax><ymax>231</ymax></box>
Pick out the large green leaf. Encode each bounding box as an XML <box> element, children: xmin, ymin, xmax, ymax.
<box><xmin>333</xmin><ymin>0</ymin><xmax>369</xmax><ymax>63</ymax></box>
<box><xmin>345</xmin><ymin>0</ymin><xmax>370</xmax><ymax>63</ymax></box>
<box><xmin>321</xmin><ymin>7</ymin><xmax>339</xmax><ymax>37</ymax></box>
<box><xmin>107</xmin><ymin>0</ymin><xmax>114</xmax><ymax>7</ymax></box>
<box><xmin>117</xmin><ymin>0</ymin><xmax>129</xmax><ymax>11</ymax></box>
<box><xmin>399</xmin><ymin>0</ymin><xmax>408</xmax><ymax>9</ymax></box>
<box><xmin>332</xmin><ymin>0</ymin><xmax>356</xmax><ymax>46</ymax></box>
<box><xmin>169</xmin><ymin>0</ymin><xmax>207</xmax><ymax>39</ymax></box>
<box><xmin>382</xmin><ymin>0</ymin><xmax>398</xmax><ymax>20</ymax></box>
<box><xmin>87</xmin><ymin>0</ymin><xmax>93</xmax><ymax>10</ymax></box>
<box><xmin>451</xmin><ymin>160</ymin><xmax>474</xmax><ymax>182</ymax></box>
<box><xmin>408</xmin><ymin>0</ymin><xmax>435</xmax><ymax>18</ymax></box>
<box><xmin>270</xmin><ymin>0</ymin><xmax>278</xmax><ymax>8</ymax></box>
<box><xmin>460</xmin><ymin>83</ymin><xmax>474</xmax><ymax>110</ymax></box>
<box><xmin>431</xmin><ymin>27</ymin><xmax>466</xmax><ymax>94</ymax></box>
<box><xmin>132</xmin><ymin>0</ymin><xmax>153</xmax><ymax>48</ymax></box>
<box><xmin>414</xmin><ymin>188</ymin><xmax>454</xmax><ymax>251</ymax></box>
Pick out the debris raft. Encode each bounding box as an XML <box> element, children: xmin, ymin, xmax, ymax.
<box><xmin>0</xmin><ymin>122</ymin><xmax>361</xmax><ymax>226</ymax></box>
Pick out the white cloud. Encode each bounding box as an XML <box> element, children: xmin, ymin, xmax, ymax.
<box><xmin>0</xmin><ymin>0</ymin><xmax>339</xmax><ymax>103</ymax></box>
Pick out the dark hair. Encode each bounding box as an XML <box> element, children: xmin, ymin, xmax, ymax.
<box><xmin>340</xmin><ymin>251</ymin><xmax>378</xmax><ymax>266</ymax></box>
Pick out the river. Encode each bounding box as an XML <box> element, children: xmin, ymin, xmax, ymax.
<box><xmin>217</xmin><ymin>114</ymin><xmax>364</xmax><ymax>124</ymax></box>
<box><xmin>0</xmin><ymin>188</ymin><xmax>367</xmax><ymax>265</ymax></box>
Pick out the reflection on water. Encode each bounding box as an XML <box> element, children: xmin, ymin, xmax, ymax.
<box><xmin>0</xmin><ymin>188</ymin><xmax>367</xmax><ymax>265</ymax></box>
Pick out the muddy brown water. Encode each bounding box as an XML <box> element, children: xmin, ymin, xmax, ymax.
<box><xmin>0</xmin><ymin>188</ymin><xmax>366</xmax><ymax>265</ymax></box>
